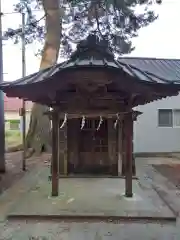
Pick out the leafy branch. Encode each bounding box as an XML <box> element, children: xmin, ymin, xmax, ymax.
<box><xmin>3</xmin><ymin>0</ymin><xmax>161</xmax><ymax>57</ymax></box>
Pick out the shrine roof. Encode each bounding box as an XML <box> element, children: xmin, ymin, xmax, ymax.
<box><xmin>118</xmin><ymin>57</ymin><xmax>180</xmax><ymax>83</ymax></box>
<box><xmin>1</xmin><ymin>35</ymin><xmax>180</xmax><ymax>110</ymax></box>
<box><xmin>1</xmin><ymin>35</ymin><xmax>180</xmax><ymax>90</ymax></box>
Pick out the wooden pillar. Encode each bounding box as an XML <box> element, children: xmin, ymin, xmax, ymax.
<box><xmin>117</xmin><ymin>121</ymin><xmax>123</xmax><ymax>176</ymax></box>
<box><xmin>63</xmin><ymin>124</ymin><xmax>68</xmax><ymax>175</ymax></box>
<box><xmin>108</xmin><ymin>119</ymin><xmax>118</xmax><ymax>175</ymax></box>
<box><xmin>51</xmin><ymin>109</ymin><xmax>59</xmax><ymax>197</ymax></box>
<box><xmin>124</xmin><ymin>112</ymin><xmax>133</xmax><ymax>198</ymax></box>
<box><xmin>132</xmin><ymin>139</ymin><xmax>136</xmax><ymax>176</ymax></box>
<box><xmin>121</xmin><ymin>119</ymin><xmax>126</xmax><ymax>176</ymax></box>
<box><xmin>120</xmin><ymin>117</ymin><xmax>136</xmax><ymax>177</ymax></box>
<box><xmin>68</xmin><ymin>119</ymin><xmax>79</xmax><ymax>174</ymax></box>
<box><xmin>131</xmin><ymin>111</ymin><xmax>142</xmax><ymax>176</ymax></box>
<box><xmin>58</xmin><ymin>120</ymin><xmax>68</xmax><ymax>176</ymax></box>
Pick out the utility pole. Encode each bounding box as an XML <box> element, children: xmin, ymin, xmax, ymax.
<box><xmin>0</xmin><ymin>0</ymin><xmax>5</xmax><ymax>173</ymax></box>
<box><xmin>21</xmin><ymin>12</ymin><xmax>26</xmax><ymax>171</ymax></box>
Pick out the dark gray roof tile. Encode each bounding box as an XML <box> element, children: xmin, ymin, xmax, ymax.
<box><xmin>118</xmin><ymin>57</ymin><xmax>180</xmax><ymax>82</ymax></box>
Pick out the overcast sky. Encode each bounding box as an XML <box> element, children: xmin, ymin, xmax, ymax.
<box><xmin>2</xmin><ymin>0</ymin><xmax>180</xmax><ymax>82</ymax></box>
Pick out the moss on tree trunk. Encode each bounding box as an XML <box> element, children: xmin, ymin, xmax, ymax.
<box><xmin>25</xmin><ymin>104</ymin><xmax>52</xmax><ymax>157</ymax></box>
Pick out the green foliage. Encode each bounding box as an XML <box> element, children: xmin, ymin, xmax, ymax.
<box><xmin>4</xmin><ymin>0</ymin><xmax>161</xmax><ymax>57</ymax></box>
<box><xmin>5</xmin><ymin>130</ymin><xmax>21</xmax><ymax>148</ymax></box>
<box><xmin>5</xmin><ymin>130</ymin><xmax>21</xmax><ymax>138</ymax></box>
<box><xmin>7</xmin><ymin>119</ymin><xmax>20</xmax><ymax>124</ymax></box>
<box><xmin>6</xmin><ymin>119</ymin><xmax>20</xmax><ymax>130</ymax></box>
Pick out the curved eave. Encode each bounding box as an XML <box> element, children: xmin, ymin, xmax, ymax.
<box><xmin>4</xmin><ymin>83</ymin><xmax>180</xmax><ymax>109</ymax></box>
<box><xmin>1</xmin><ymin>55</ymin><xmax>180</xmax><ymax>110</ymax></box>
<box><xmin>2</xmin><ymin>71</ymin><xmax>180</xmax><ymax>104</ymax></box>
<box><xmin>0</xmin><ymin>62</ymin><xmax>120</xmax><ymax>91</ymax></box>
<box><xmin>1</xmin><ymin>56</ymin><xmax>179</xmax><ymax>90</ymax></box>
<box><xmin>132</xmin><ymin>90</ymin><xmax>180</xmax><ymax>107</ymax></box>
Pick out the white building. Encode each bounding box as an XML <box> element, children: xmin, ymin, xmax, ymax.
<box><xmin>119</xmin><ymin>57</ymin><xmax>180</xmax><ymax>153</ymax></box>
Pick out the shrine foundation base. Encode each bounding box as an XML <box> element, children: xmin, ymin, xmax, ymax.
<box><xmin>6</xmin><ymin>165</ymin><xmax>175</xmax><ymax>221</ymax></box>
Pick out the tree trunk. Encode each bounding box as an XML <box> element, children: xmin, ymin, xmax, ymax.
<box><xmin>25</xmin><ymin>0</ymin><xmax>62</xmax><ymax>157</ymax></box>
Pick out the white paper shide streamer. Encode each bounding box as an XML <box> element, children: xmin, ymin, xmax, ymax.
<box><xmin>60</xmin><ymin>113</ymin><xmax>67</xmax><ymax>129</ymax></box>
<box><xmin>97</xmin><ymin>116</ymin><xmax>103</xmax><ymax>131</ymax></box>
<box><xmin>114</xmin><ymin>113</ymin><xmax>120</xmax><ymax>129</ymax></box>
<box><xmin>81</xmin><ymin>115</ymin><xmax>86</xmax><ymax>129</ymax></box>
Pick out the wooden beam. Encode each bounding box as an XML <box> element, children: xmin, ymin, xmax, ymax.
<box><xmin>132</xmin><ymin>111</ymin><xmax>142</xmax><ymax>121</ymax></box>
<box><xmin>58</xmin><ymin>112</ymin><xmax>121</xmax><ymax>119</ymax></box>
<box><xmin>49</xmin><ymin>91</ymin><xmax>128</xmax><ymax>101</ymax></box>
<box><xmin>45</xmin><ymin>110</ymin><xmax>126</xmax><ymax>119</ymax></box>
<box><xmin>51</xmin><ymin>109</ymin><xmax>59</xmax><ymax>197</ymax></box>
<box><xmin>56</xmin><ymin>100</ymin><xmax>126</xmax><ymax>112</ymax></box>
<box><xmin>44</xmin><ymin>109</ymin><xmax>141</xmax><ymax>119</ymax></box>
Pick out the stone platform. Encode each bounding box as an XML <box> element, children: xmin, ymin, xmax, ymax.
<box><xmin>5</xmin><ymin>165</ymin><xmax>175</xmax><ymax>221</ymax></box>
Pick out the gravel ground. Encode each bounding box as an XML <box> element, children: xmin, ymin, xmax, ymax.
<box><xmin>0</xmin><ymin>220</ymin><xmax>178</xmax><ymax>240</ymax></box>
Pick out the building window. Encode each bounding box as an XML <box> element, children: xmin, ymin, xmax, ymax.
<box><xmin>173</xmin><ymin>109</ymin><xmax>180</xmax><ymax>127</ymax></box>
<box><xmin>158</xmin><ymin>109</ymin><xmax>180</xmax><ymax>127</ymax></box>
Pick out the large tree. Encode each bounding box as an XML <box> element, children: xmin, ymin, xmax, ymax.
<box><xmin>5</xmin><ymin>0</ymin><xmax>161</xmax><ymax>156</ymax></box>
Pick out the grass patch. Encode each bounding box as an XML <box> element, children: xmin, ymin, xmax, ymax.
<box><xmin>5</xmin><ymin>130</ymin><xmax>22</xmax><ymax>148</ymax></box>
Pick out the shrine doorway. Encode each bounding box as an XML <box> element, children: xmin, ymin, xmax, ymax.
<box><xmin>74</xmin><ymin>118</ymin><xmax>110</xmax><ymax>174</ymax></box>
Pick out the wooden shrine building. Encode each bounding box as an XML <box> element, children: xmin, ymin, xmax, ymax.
<box><xmin>1</xmin><ymin>35</ymin><xmax>180</xmax><ymax>198</ymax></box>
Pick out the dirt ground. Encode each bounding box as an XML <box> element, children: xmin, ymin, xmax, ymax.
<box><xmin>0</xmin><ymin>151</ymin><xmax>50</xmax><ymax>193</ymax></box>
<box><xmin>152</xmin><ymin>163</ymin><xmax>180</xmax><ymax>189</ymax></box>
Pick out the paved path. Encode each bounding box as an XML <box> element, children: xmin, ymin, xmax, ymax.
<box><xmin>0</xmin><ymin>152</ymin><xmax>50</xmax><ymax>221</ymax></box>
<box><xmin>136</xmin><ymin>157</ymin><xmax>180</xmax><ymax>216</ymax></box>
<box><xmin>0</xmin><ymin>152</ymin><xmax>50</xmax><ymax>193</ymax></box>
<box><xmin>6</xmin><ymin>165</ymin><xmax>174</xmax><ymax>220</ymax></box>
<box><xmin>0</xmin><ymin>156</ymin><xmax>180</xmax><ymax>239</ymax></box>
